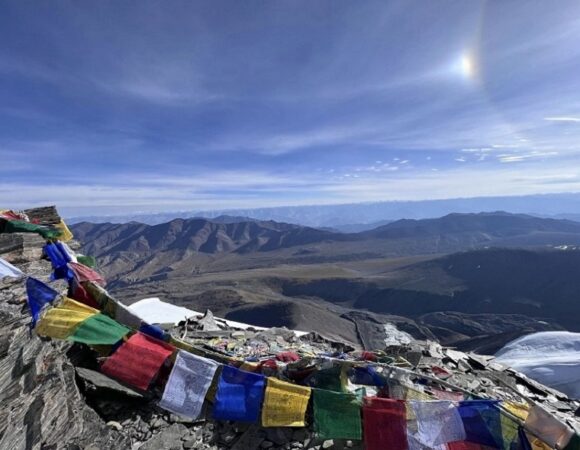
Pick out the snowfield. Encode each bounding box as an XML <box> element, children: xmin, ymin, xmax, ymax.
<box><xmin>495</xmin><ymin>331</ymin><xmax>580</xmax><ymax>399</ymax></box>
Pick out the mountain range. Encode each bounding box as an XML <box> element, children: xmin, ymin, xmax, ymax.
<box><xmin>66</xmin><ymin>192</ymin><xmax>580</xmax><ymax>227</ymax></box>
<box><xmin>71</xmin><ymin>211</ymin><xmax>580</xmax><ymax>353</ymax></box>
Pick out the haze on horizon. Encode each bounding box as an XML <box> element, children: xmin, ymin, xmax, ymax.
<box><xmin>3</xmin><ymin>1</ymin><xmax>580</xmax><ymax>216</ymax></box>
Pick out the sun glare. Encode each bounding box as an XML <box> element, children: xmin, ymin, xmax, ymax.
<box><xmin>460</xmin><ymin>53</ymin><xmax>476</xmax><ymax>79</ymax></box>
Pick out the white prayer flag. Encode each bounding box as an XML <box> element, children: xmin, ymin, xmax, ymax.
<box><xmin>159</xmin><ymin>350</ymin><xmax>218</xmax><ymax>419</ymax></box>
<box><xmin>409</xmin><ymin>400</ymin><xmax>466</xmax><ymax>447</ymax></box>
<box><xmin>0</xmin><ymin>258</ymin><xmax>24</xmax><ymax>279</ymax></box>
<box><xmin>525</xmin><ymin>404</ymin><xmax>574</xmax><ymax>449</ymax></box>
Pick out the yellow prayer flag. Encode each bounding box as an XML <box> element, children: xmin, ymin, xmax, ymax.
<box><xmin>61</xmin><ymin>297</ymin><xmax>99</xmax><ymax>315</ymax></box>
<box><xmin>261</xmin><ymin>377</ymin><xmax>311</xmax><ymax>427</ymax></box>
<box><xmin>503</xmin><ymin>401</ymin><xmax>530</xmax><ymax>421</ymax></box>
<box><xmin>405</xmin><ymin>387</ymin><xmax>432</xmax><ymax>420</ymax></box>
<box><xmin>36</xmin><ymin>308</ymin><xmax>96</xmax><ymax>340</ymax></box>
<box><xmin>529</xmin><ymin>436</ymin><xmax>553</xmax><ymax>450</ymax></box>
<box><xmin>54</xmin><ymin>219</ymin><xmax>74</xmax><ymax>242</ymax></box>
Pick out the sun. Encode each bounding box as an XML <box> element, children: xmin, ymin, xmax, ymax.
<box><xmin>460</xmin><ymin>53</ymin><xmax>476</xmax><ymax>79</ymax></box>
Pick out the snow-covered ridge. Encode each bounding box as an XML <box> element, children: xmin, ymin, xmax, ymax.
<box><xmin>129</xmin><ymin>297</ymin><xmax>309</xmax><ymax>336</ymax></box>
<box><xmin>495</xmin><ymin>331</ymin><xmax>580</xmax><ymax>399</ymax></box>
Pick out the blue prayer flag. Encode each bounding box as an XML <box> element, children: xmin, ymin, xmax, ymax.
<box><xmin>349</xmin><ymin>366</ymin><xmax>387</xmax><ymax>387</ymax></box>
<box><xmin>457</xmin><ymin>400</ymin><xmax>502</xmax><ymax>448</ymax></box>
<box><xmin>139</xmin><ymin>322</ymin><xmax>167</xmax><ymax>341</ymax></box>
<box><xmin>26</xmin><ymin>277</ymin><xmax>58</xmax><ymax>326</ymax></box>
<box><xmin>43</xmin><ymin>243</ymin><xmax>71</xmax><ymax>280</ymax></box>
<box><xmin>54</xmin><ymin>242</ymin><xmax>73</xmax><ymax>263</ymax></box>
<box><xmin>213</xmin><ymin>366</ymin><xmax>265</xmax><ymax>422</ymax></box>
<box><xmin>517</xmin><ymin>426</ymin><xmax>532</xmax><ymax>450</ymax></box>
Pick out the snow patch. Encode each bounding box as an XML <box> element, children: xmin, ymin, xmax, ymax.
<box><xmin>128</xmin><ymin>297</ymin><xmax>309</xmax><ymax>336</ymax></box>
<box><xmin>495</xmin><ymin>331</ymin><xmax>580</xmax><ymax>399</ymax></box>
<box><xmin>384</xmin><ymin>323</ymin><xmax>413</xmax><ymax>346</ymax></box>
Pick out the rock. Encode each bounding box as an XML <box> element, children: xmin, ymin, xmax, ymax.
<box><xmin>106</xmin><ymin>421</ymin><xmax>123</xmax><ymax>431</ymax></box>
<box><xmin>197</xmin><ymin>310</ymin><xmax>221</xmax><ymax>332</ymax></box>
<box><xmin>76</xmin><ymin>367</ymin><xmax>143</xmax><ymax>398</ymax></box>
<box><xmin>322</xmin><ymin>440</ymin><xmax>334</xmax><ymax>449</ymax></box>
<box><xmin>218</xmin><ymin>428</ymin><xmax>238</xmax><ymax>445</ymax></box>
<box><xmin>183</xmin><ymin>438</ymin><xmax>200</xmax><ymax>449</ymax></box>
<box><xmin>231</xmin><ymin>424</ymin><xmax>264</xmax><ymax>450</ymax></box>
<box><xmin>292</xmin><ymin>429</ymin><xmax>308</xmax><ymax>442</ymax></box>
<box><xmin>151</xmin><ymin>417</ymin><xmax>167</xmax><ymax>429</ymax></box>
<box><xmin>266</xmin><ymin>428</ymin><xmax>293</xmax><ymax>445</ymax></box>
<box><xmin>139</xmin><ymin>423</ymin><xmax>188</xmax><ymax>450</ymax></box>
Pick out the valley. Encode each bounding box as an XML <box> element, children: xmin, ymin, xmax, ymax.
<box><xmin>71</xmin><ymin>212</ymin><xmax>580</xmax><ymax>354</ymax></box>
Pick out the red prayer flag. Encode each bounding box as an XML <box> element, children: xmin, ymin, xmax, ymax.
<box><xmin>69</xmin><ymin>262</ymin><xmax>106</xmax><ymax>286</ymax></box>
<box><xmin>363</xmin><ymin>397</ymin><xmax>408</xmax><ymax>450</ymax></box>
<box><xmin>101</xmin><ymin>332</ymin><xmax>174</xmax><ymax>390</ymax></box>
<box><xmin>70</xmin><ymin>279</ymin><xmax>100</xmax><ymax>309</ymax></box>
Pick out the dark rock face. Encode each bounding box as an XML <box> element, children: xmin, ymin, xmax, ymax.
<box><xmin>0</xmin><ymin>270</ymin><xmax>130</xmax><ymax>450</ymax></box>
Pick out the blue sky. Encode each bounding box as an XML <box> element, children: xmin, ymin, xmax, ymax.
<box><xmin>3</xmin><ymin>1</ymin><xmax>580</xmax><ymax>216</ymax></box>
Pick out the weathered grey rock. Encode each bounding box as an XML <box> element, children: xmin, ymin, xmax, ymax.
<box><xmin>0</xmin><ymin>255</ymin><xmax>130</xmax><ymax>450</ymax></box>
<box><xmin>230</xmin><ymin>424</ymin><xmax>265</xmax><ymax>450</ymax></box>
<box><xmin>197</xmin><ymin>309</ymin><xmax>221</xmax><ymax>332</ymax></box>
<box><xmin>139</xmin><ymin>423</ymin><xmax>188</xmax><ymax>450</ymax></box>
<box><xmin>266</xmin><ymin>428</ymin><xmax>293</xmax><ymax>445</ymax></box>
<box><xmin>106</xmin><ymin>421</ymin><xmax>123</xmax><ymax>431</ymax></box>
<box><xmin>76</xmin><ymin>367</ymin><xmax>144</xmax><ymax>398</ymax></box>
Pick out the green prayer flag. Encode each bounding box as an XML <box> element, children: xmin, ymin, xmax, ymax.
<box><xmin>308</xmin><ymin>365</ymin><xmax>344</xmax><ymax>392</ymax></box>
<box><xmin>3</xmin><ymin>220</ymin><xmax>61</xmax><ymax>239</ymax></box>
<box><xmin>313</xmin><ymin>389</ymin><xmax>362</xmax><ymax>440</ymax></box>
<box><xmin>69</xmin><ymin>313</ymin><xmax>130</xmax><ymax>345</ymax></box>
<box><xmin>77</xmin><ymin>255</ymin><xmax>97</xmax><ymax>268</ymax></box>
<box><xmin>564</xmin><ymin>434</ymin><xmax>580</xmax><ymax>450</ymax></box>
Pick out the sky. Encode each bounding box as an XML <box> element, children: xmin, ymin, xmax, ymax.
<box><xmin>3</xmin><ymin>1</ymin><xmax>580</xmax><ymax>216</ymax></box>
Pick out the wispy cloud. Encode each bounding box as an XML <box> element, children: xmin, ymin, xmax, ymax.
<box><xmin>544</xmin><ymin>117</ymin><xmax>580</xmax><ymax>123</ymax></box>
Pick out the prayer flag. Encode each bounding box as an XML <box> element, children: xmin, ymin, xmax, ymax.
<box><xmin>261</xmin><ymin>377</ymin><xmax>311</xmax><ymax>427</ymax></box>
<box><xmin>69</xmin><ymin>313</ymin><xmax>130</xmax><ymax>345</ymax></box>
<box><xmin>457</xmin><ymin>400</ymin><xmax>502</xmax><ymax>448</ymax></box>
<box><xmin>26</xmin><ymin>277</ymin><xmax>58</xmax><ymax>326</ymax></box>
<box><xmin>77</xmin><ymin>255</ymin><xmax>96</xmax><ymax>268</ymax></box>
<box><xmin>563</xmin><ymin>434</ymin><xmax>580</xmax><ymax>450</ymax></box>
<box><xmin>431</xmin><ymin>388</ymin><xmax>464</xmax><ymax>402</ymax></box>
<box><xmin>101</xmin><ymin>332</ymin><xmax>174</xmax><ymax>390</ymax></box>
<box><xmin>306</xmin><ymin>364</ymin><xmax>345</xmax><ymax>392</ymax></box>
<box><xmin>139</xmin><ymin>322</ymin><xmax>167</xmax><ymax>341</ymax></box>
<box><xmin>83</xmin><ymin>282</ymin><xmax>142</xmax><ymax>328</ymax></box>
<box><xmin>500</xmin><ymin>410</ymin><xmax>520</xmax><ymax>448</ymax></box>
<box><xmin>518</xmin><ymin>426</ymin><xmax>533</xmax><ymax>450</ymax></box>
<box><xmin>69</xmin><ymin>262</ymin><xmax>106</xmax><ymax>286</ymax></box>
<box><xmin>0</xmin><ymin>257</ymin><xmax>23</xmax><ymax>279</ymax></box>
<box><xmin>55</xmin><ymin>241</ymin><xmax>75</xmax><ymax>262</ymax></box>
<box><xmin>408</xmin><ymin>400</ymin><xmax>466</xmax><ymax>447</ymax></box>
<box><xmin>363</xmin><ymin>397</ymin><xmax>408</xmax><ymax>450</ymax></box>
<box><xmin>54</xmin><ymin>219</ymin><xmax>74</xmax><ymax>242</ymax></box>
<box><xmin>44</xmin><ymin>242</ymin><xmax>71</xmax><ymax>280</ymax></box>
<box><xmin>313</xmin><ymin>389</ymin><xmax>362</xmax><ymax>440</ymax></box>
<box><xmin>525</xmin><ymin>405</ymin><xmax>574</xmax><ymax>449</ymax></box>
<box><xmin>159</xmin><ymin>350</ymin><xmax>218</xmax><ymax>419</ymax></box>
<box><xmin>36</xmin><ymin>307</ymin><xmax>96</xmax><ymax>340</ymax></box>
<box><xmin>60</xmin><ymin>297</ymin><xmax>99</xmax><ymax>315</ymax></box>
<box><xmin>69</xmin><ymin>279</ymin><xmax>100</xmax><ymax>309</ymax></box>
<box><xmin>349</xmin><ymin>366</ymin><xmax>387</xmax><ymax>387</ymax></box>
<box><xmin>1</xmin><ymin>219</ymin><xmax>60</xmax><ymax>239</ymax></box>
<box><xmin>212</xmin><ymin>366</ymin><xmax>265</xmax><ymax>422</ymax></box>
